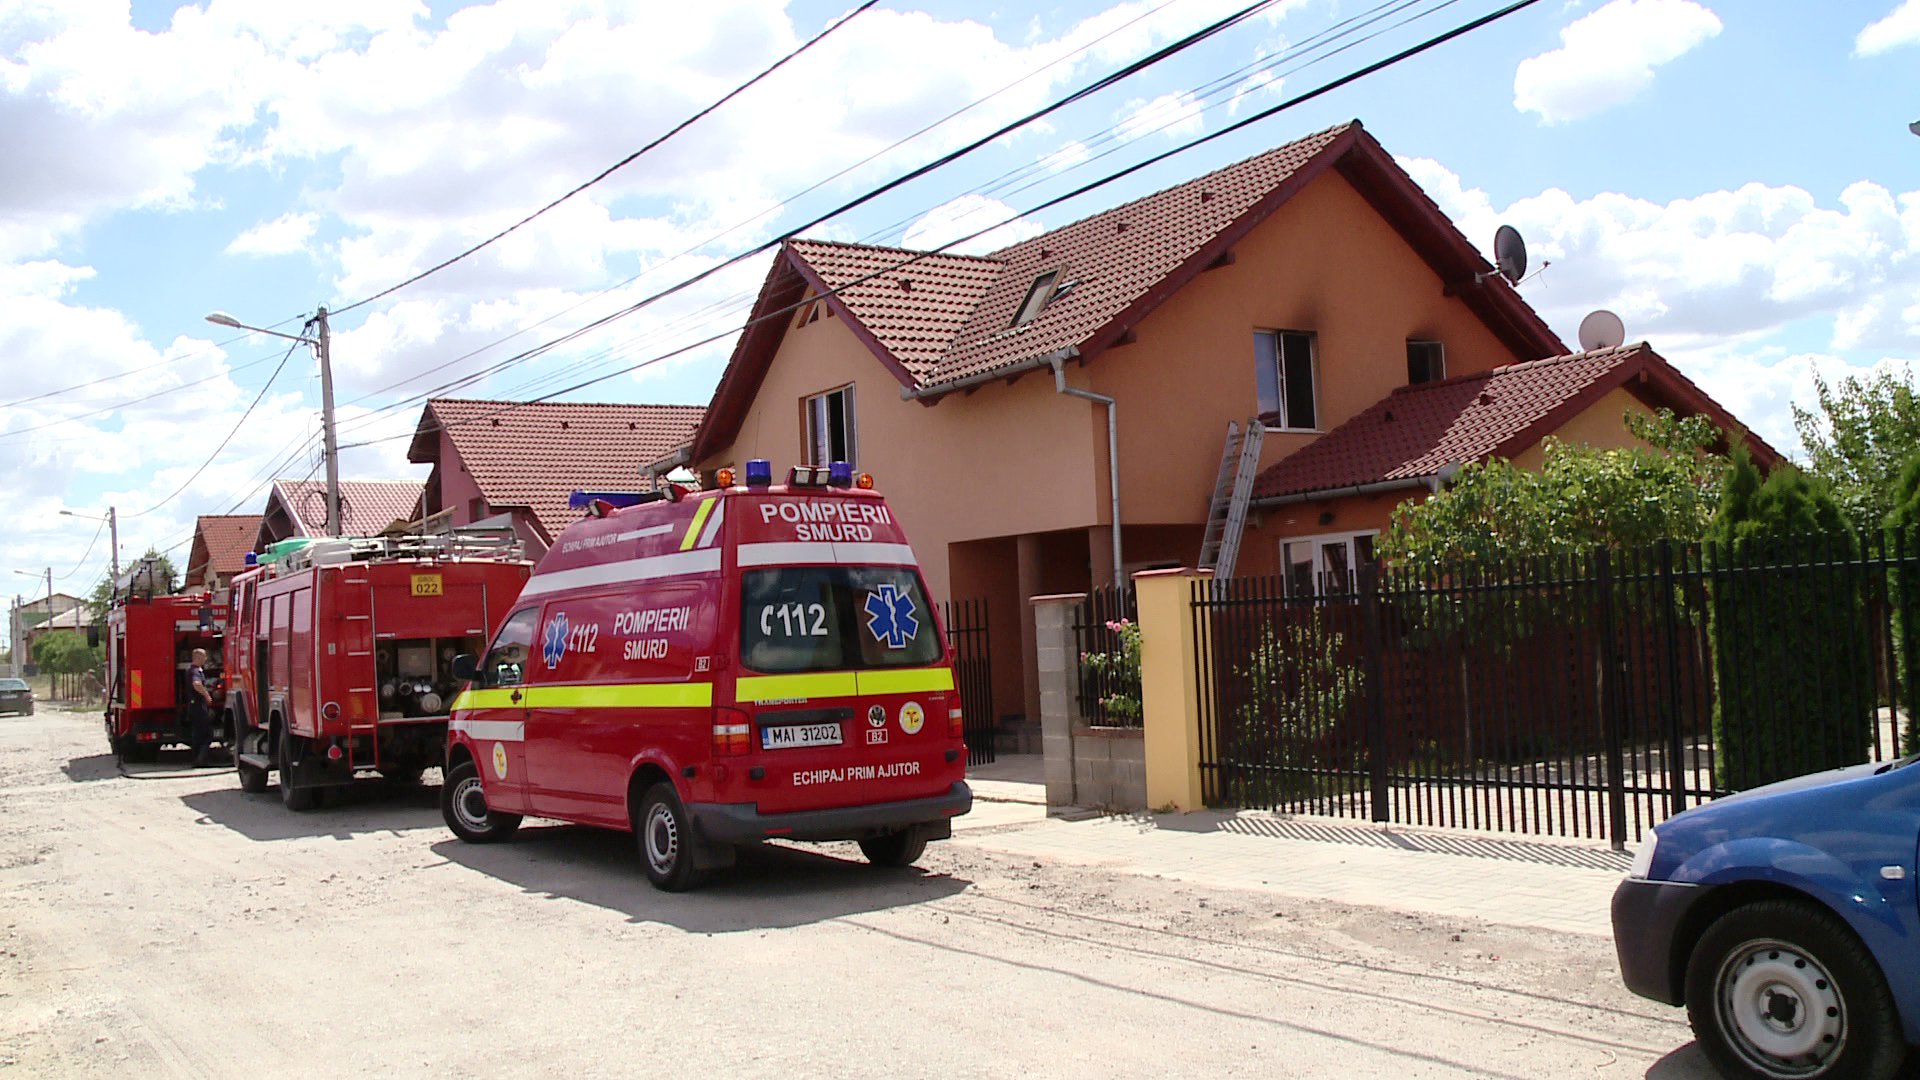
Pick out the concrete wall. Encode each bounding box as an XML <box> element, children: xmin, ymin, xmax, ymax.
<box><xmin>1032</xmin><ymin>593</ymin><xmax>1148</xmax><ymax>812</ymax></box>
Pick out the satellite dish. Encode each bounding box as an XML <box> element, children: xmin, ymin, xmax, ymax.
<box><xmin>1578</xmin><ymin>310</ymin><xmax>1627</xmax><ymax>351</ymax></box>
<box><xmin>1493</xmin><ymin>225</ymin><xmax>1527</xmax><ymax>285</ymax></box>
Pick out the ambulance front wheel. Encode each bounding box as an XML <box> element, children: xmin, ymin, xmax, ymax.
<box><xmin>858</xmin><ymin>829</ymin><xmax>929</xmax><ymax>868</ymax></box>
<box><xmin>637</xmin><ymin>782</ymin><xmax>703</xmax><ymax>892</ymax></box>
<box><xmin>442</xmin><ymin>759</ymin><xmax>521</xmax><ymax>843</ymax></box>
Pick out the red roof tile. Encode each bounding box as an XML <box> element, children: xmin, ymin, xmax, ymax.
<box><xmin>409</xmin><ymin>399</ymin><xmax>704</xmax><ymax>540</ymax></box>
<box><xmin>270</xmin><ymin>479</ymin><xmax>426</xmax><ymax>538</ymax></box>
<box><xmin>184</xmin><ymin>514</ymin><xmax>263</xmax><ymax>585</ymax></box>
<box><xmin>785</xmin><ymin>240</ymin><xmax>1001</xmax><ymax>379</ymax></box>
<box><xmin>1250</xmin><ymin>343</ymin><xmax>1782</xmax><ymax>502</ymax></box>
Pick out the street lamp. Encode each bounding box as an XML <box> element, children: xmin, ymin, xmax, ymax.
<box><xmin>206</xmin><ymin>308</ymin><xmax>340</xmax><ymax>537</ymax></box>
<box><xmin>1911</xmin><ymin>119</ymin><xmax>1920</xmax><ymax>137</ymax></box>
<box><xmin>59</xmin><ymin>508</ymin><xmax>118</xmax><ymax>585</ymax></box>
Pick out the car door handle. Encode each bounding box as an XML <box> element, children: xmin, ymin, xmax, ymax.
<box><xmin>510</xmin><ymin>689</ymin><xmax>523</xmax><ymax>704</ymax></box>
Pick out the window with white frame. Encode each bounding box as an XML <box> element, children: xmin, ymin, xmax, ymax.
<box><xmin>803</xmin><ymin>385</ymin><xmax>857</xmax><ymax>466</ymax></box>
<box><xmin>1281</xmin><ymin>531</ymin><xmax>1377</xmax><ymax>595</ymax></box>
<box><xmin>1255</xmin><ymin>330</ymin><xmax>1318</xmax><ymax>431</ymax></box>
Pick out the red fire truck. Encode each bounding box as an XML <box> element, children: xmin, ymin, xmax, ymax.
<box><xmin>104</xmin><ymin>561</ymin><xmax>228</xmax><ymax>763</ymax></box>
<box><xmin>225</xmin><ymin>529</ymin><xmax>531</xmax><ymax>811</ymax></box>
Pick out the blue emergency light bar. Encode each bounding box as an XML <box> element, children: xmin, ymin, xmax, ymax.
<box><xmin>745</xmin><ymin>459</ymin><xmax>773</xmax><ymax>487</ymax></box>
<box><xmin>828</xmin><ymin>461</ymin><xmax>853</xmax><ymax>487</ymax></box>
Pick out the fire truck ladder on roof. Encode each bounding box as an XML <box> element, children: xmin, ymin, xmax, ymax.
<box><xmin>1198</xmin><ymin>419</ymin><xmax>1264</xmax><ymax>580</ymax></box>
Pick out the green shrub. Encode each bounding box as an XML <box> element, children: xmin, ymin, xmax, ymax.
<box><xmin>1078</xmin><ymin>618</ymin><xmax>1141</xmax><ymax>724</ymax></box>
<box><xmin>1886</xmin><ymin>453</ymin><xmax>1920</xmax><ymax>756</ymax></box>
<box><xmin>1225</xmin><ymin>611</ymin><xmax>1365</xmax><ymax>804</ymax></box>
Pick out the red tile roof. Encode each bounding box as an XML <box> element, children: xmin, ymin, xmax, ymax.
<box><xmin>1250</xmin><ymin>343</ymin><xmax>1783</xmax><ymax>503</ymax></box>
<box><xmin>408</xmin><ymin>399</ymin><xmax>705</xmax><ymax>541</ymax></box>
<box><xmin>269</xmin><ymin>479</ymin><xmax>426</xmax><ymax>538</ymax></box>
<box><xmin>693</xmin><ymin>121</ymin><xmax>1565</xmax><ymax>460</ymax></box>
<box><xmin>183</xmin><ymin>514</ymin><xmax>263</xmax><ymax>585</ymax></box>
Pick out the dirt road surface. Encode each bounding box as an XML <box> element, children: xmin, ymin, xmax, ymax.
<box><xmin>1</xmin><ymin>703</ymin><xmax>1729</xmax><ymax>1079</ymax></box>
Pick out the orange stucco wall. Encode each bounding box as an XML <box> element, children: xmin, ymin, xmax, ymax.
<box><xmin>1508</xmin><ymin>387</ymin><xmax>1656</xmax><ymax>470</ymax></box>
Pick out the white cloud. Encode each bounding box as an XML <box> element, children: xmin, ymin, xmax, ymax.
<box><xmin>226</xmin><ymin>212</ymin><xmax>318</xmax><ymax>256</ymax></box>
<box><xmin>1856</xmin><ymin>0</ymin><xmax>1920</xmax><ymax>55</ymax></box>
<box><xmin>1513</xmin><ymin>0</ymin><xmax>1722</xmax><ymax>124</ymax></box>
<box><xmin>902</xmin><ymin>195</ymin><xmax>1044</xmax><ymax>255</ymax></box>
<box><xmin>1114</xmin><ymin>91</ymin><xmax>1205</xmax><ymax>141</ymax></box>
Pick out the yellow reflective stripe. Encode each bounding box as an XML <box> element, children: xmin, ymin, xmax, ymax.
<box><xmin>735</xmin><ymin>672</ymin><xmax>857</xmax><ymax>702</ymax></box>
<box><xmin>680</xmin><ymin>499</ymin><xmax>716</xmax><ymax>551</ymax></box>
<box><xmin>528</xmin><ymin>683</ymin><xmax>714</xmax><ymax>709</ymax></box>
<box><xmin>733</xmin><ymin>667</ymin><xmax>954</xmax><ymax>703</ymax></box>
<box><xmin>452</xmin><ymin>688</ymin><xmax>521</xmax><ymax>710</ymax></box>
<box><xmin>855</xmin><ymin>667</ymin><xmax>955</xmax><ymax>696</ymax></box>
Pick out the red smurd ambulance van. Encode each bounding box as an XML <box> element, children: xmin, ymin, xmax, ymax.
<box><xmin>441</xmin><ymin>459</ymin><xmax>972</xmax><ymax>890</ymax></box>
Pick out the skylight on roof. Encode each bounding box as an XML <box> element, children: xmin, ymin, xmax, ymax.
<box><xmin>1011</xmin><ymin>270</ymin><xmax>1060</xmax><ymax>327</ymax></box>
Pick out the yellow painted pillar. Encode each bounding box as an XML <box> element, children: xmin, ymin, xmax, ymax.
<box><xmin>1135</xmin><ymin>567</ymin><xmax>1211</xmax><ymax>812</ymax></box>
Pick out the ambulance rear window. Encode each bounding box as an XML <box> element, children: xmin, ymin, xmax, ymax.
<box><xmin>740</xmin><ymin>566</ymin><xmax>941</xmax><ymax>673</ymax></box>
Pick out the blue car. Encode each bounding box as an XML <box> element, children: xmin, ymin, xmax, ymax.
<box><xmin>1612</xmin><ymin>755</ymin><xmax>1920</xmax><ymax>1080</ymax></box>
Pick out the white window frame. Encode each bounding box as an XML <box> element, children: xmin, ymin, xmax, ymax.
<box><xmin>1280</xmin><ymin>530</ymin><xmax>1378</xmax><ymax>596</ymax></box>
<box><xmin>1012</xmin><ymin>270</ymin><xmax>1060</xmax><ymax>326</ymax></box>
<box><xmin>1255</xmin><ymin>329</ymin><xmax>1319</xmax><ymax>432</ymax></box>
<box><xmin>803</xmin><ymin>384</ymin><xmax>857</xmax><ymax>467</ymax></box>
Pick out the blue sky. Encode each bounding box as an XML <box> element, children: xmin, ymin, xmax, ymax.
<box><xmin>2</xmin><ymin>0</ymin><xmax>1917</xmax><ymax>623</ymax></box>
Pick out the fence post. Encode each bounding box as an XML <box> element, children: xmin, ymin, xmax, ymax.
<box><xmin>1658</xmin><ymin>539</ymin><xmax>1688</xmax><ymax>819</ymax></box>
<box><xmin>1135</xmin><ymin>567</ymin><xmax>1212</xmax><ymax>812</ymax></box>
<box><xmin>1359</xmin><ymin>561</ymin><xmax>1389</xmax><ymax>823</ymax></box>
<box><xmin>1594</xmin><ymin>547</ymin><xmax>1629</xmax><ymax>850</ymax></box>
<box><xmin>1031</xmin><ymin>593</ymin><xmax>1086</xmax><ymax>808</ymax></box>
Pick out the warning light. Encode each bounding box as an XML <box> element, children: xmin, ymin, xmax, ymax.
<box><xmin>856</xmin><ymin>472</ymin><xmax>875</xmax><ymax>490</ymax></box>
<box><xmin>715</xmin><ymin>467</ymin><xmax>736</xmax><ymax>488</ymax></box>
<box><xmin>745</xmin><ymin>459</ymin><xmax>773</xmax><ymax>487</ymax></box>
<box><xmin>828</xmin><ymin>461</ymin><xmax>853</xmax><ymax>487</ymax></box>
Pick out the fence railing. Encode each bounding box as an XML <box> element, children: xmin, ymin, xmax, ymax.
<box><xmin>941</xmin><ymin>597</ymin><xmax>996</xmax><ymax>766</ymax></box>
<box><xmin>1192</xmin><ymin>532</ymin><xmax>1920</xmax><ymax>845</ymax></box>
<box><xmin>1074</xmin><ymin>584</ymin><xmax>1140</xmax><ymax>727</ymax></box>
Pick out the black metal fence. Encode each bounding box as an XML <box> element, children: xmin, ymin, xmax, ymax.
<box><xmin>1193</xmin><ymin>533</ymin><xmax>1920</xmax><ymax>845</ymax></box>
<box><xmin>941</xmin><ymin>598</ymin><xmax>996</xmax><ymax>766</ymax></box>
<box><xmin>1074</xmin><ymin>584</ymin><xmax>1140</xmax><ymax>727</ymax></box>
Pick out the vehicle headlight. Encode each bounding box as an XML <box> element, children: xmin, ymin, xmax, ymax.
<box><xmin>1627</xmin><ymin>829</ymin><xmax>1659</xmax><ymax>880</ymax></box>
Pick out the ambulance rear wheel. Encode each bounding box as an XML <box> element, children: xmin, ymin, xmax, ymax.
<box><xmin>637</xmin><ymin>782</ymin><xmax>703</xmax><ymax>892</ymax></box>
<box><xmin>442</xmin><ymin>759</ymin><xmax>520</xmax><ymax>843</ymax></box>
<box><xmin>858</xmin><ymin>829</ymin><xmax>928</xmax><ymax>868</ymax></box>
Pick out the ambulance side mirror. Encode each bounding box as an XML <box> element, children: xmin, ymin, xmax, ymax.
<box><xmin>450</xmin><ymin>654</ymin><xmax>479</xmax><ymax>683</ymax></box>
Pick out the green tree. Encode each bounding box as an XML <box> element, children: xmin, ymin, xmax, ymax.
<box><xmin>1885</xmin><ymin>453</ymin><xmax>1920</xmax><ymax>755</ymax></box>
<box><xmin>1791</xmin><ymin>364</ymin><xmax>1920</xmax><ymax>532</ymax></box>
<box><xmin>31</xmin><ymin>629</ymin><xmax>100</xmax><ymax>676</ymax></box>
<box><xmin>1708</xmin><ymin>448</ymin><xmax>1871</xmax><ymax>790</ymax></box>
<box><xmin>1228</xmin><ymin>610</ymin><xmax>1364</xmax><ymax>805</ymax></box>
<box><xmin>87</xmin><ymin>550</ymin><xmax>179</xmax><ymax>621</ymax></box>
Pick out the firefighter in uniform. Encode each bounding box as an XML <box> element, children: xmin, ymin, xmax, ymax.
<box><xmin>187</xmin><ymin>648</ymin><xmax>214</xmax><ymax>766</ymax></box>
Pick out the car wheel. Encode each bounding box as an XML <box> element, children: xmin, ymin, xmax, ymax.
<box><xmin>1685</xmin><ymin>899</ymin><xmax>1907</xmax><ymax>1080</ymax></box>
<box><xmin>278</xmin><ymin>728</ymin><xmax>317</xmax><ymax>813</ymax></box>
<box><xmin>857</xmin><ymin>830</ymin><xmax>929</xmax><ymax>868</ymax></box>
<box><xmin>636</xmin><ymin>782</ymin><xmax>703</xmax><ymax>892</ymax></box>
<box><xmin>441</xmin><ymin>759</ymin><xmax>520</xmax><ymax>843</ymax></box>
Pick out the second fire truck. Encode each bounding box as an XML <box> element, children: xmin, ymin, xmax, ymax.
<box><xmin>225</xmin><ymin>528</ymin><xmax>530</xmax><ymax>811</ymax></box>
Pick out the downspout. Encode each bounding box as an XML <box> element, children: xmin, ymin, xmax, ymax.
<box><xmin>1050</xmin><ymin>357</ymin><xmax>1123</xmax><ymax>591</ymax></box>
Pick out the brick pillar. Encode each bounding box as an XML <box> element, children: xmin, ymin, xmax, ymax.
<box><xmin>1135</xmin><ymin>567</ymin><xmax>1211</xmax><ymax>812</ymax></box>
<box><xmin>1031</xmin><ymin>592</ymin><xmax>1085</xmax><ymax>807</ymax></box>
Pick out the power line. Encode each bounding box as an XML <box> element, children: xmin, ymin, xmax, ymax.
<box><xmin>124</xmin><ymin>338</ymin><xmax>303</xmax><ymax>519</ymax></box>
<box><xmin>330</xmin><ymin>0</ymin><xmax>882</xmax><ymax>317</ymax></box>
<box><xmin>341</xmin><ymin>0</ymin><xmax>1546</xmax><ymax>452</ymax></box>
<box><xmin>0</xmin><ymin>314</ymin><xmax>310</xmax><ymax>413</ymax></box>
<box><xmin>0</xmin><ymin>343</ymin><xmax>305</xmax><ymax>443</ymax></box>
<box><xmin>56</xmin><ymin>517</ymin><xmax>108</xmax><ymax>582</ymax></box>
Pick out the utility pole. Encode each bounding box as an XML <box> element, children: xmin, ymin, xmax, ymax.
<box><xmin>107</xmin><ymin>506</ymin><xmax>118</xmax><ymax>585</ymax></box>
<box><xmin>315</xmin><ymin>307</ymin><xmax>341</xmax><ymax>537</ymax></box>
<box><xmin>8</xmin><ymin>597</ymin><xmax>18</xmax><ymax>678</ymax></box>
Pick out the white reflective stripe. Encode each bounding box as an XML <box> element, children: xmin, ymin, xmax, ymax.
<box><xmin>520</xmin><ymin>548</ymin><xmax>721</xmax><ymax>597</ymax></box>
<box><xmin>450</xmin><ymin>718</ymin><xmax>524</xmax><ymax>742</ymax></box>
<box><xmin>697</xmin><ymin>497</ymin><xmax>726</xmax><ymax>548</ymax></box>
<box><xmin>614</xmin><ymin>524</ymin><xmax>675</xmax><ymax>541</ymax></box>
<box><xmin>735</xmin><ymin>542</ymin><xmax>918</xmax><ymax>567</ymax></box>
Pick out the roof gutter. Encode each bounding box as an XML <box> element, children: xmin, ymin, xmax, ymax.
<box><xmin>1249</xmin><ymin>463</ymin><xmax>1463</xmax><ymax>510</ymax></box>
<box><xmin>898</xmin><ymin>347</ymin><xmax>1081</xmax><ymax>402</ymax></box>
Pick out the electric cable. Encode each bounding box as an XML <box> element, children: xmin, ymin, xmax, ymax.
<box><xmin>0</xmin><ymin>314</ymin><xmax>310</xmax><ymax>412</ymax></box>
<box><xmin>124</xmin><ymin>337</ymin><xmax>303</xmax><ymax>519</ymax></box>
<box><xmin>55</xmin><ymin>517</ymin><xmax>108</xmax><ymax>581</ymax></box>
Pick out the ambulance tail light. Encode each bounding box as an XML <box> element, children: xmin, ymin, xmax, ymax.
<box><xmin>948</xmin><ymin>704</ymin><xmax>965</xmax><ymax>738</ymax></box>
<box><xmin>712</xmin><ymin>708</ymin><xmax>752</xmax><ymax>756</ymax></box>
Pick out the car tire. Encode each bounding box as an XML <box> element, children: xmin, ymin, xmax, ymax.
<box><xmin>636</xmin><ymin>782</ymin><xmax>703</xmax><ymax>892</ymax></box>
<box><xmin>857</xmin><ymin>830</ymin><xmax>929</xmax><ymax>868</ymax></box>
<box><xmin>1685</xmin><ymin>899</ymin><xmax>1906</xmax><ymax>1080</ymax></box>
<box><xmin>278</xmin><ymin>728</ymin><xmax>317</xmax><ymax>813</ymax></box>
<box><xmin>441</xmin><ymin>758</ymin><xmax>521</xmax><ymax>843</ymax></box>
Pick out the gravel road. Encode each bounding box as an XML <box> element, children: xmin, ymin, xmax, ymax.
<box><xmin>0</xmin><ymin>703</ymin><xmax>1728</xmax><ymax>1079</ymax></box>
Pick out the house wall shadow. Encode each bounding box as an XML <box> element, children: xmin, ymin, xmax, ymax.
<box><xmin>431</xmin><ymin>823</ymin><xmax>970</xmax><ymax>933</ymax></box>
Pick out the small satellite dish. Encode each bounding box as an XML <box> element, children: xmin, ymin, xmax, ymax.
<box><xmin>1578</xmin><ymin>310</ymin><xmax>1627</xmax><ymax>352</ymax></box>
<box><xmin>1493</xmin><ymin>225</ymin><xmax>1527</xmax><ymax>285</ymax></box>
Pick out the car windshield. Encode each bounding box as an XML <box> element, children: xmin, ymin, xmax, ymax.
<box><xmin>740</xmin><ymin>566</ymin><xmax>942</xmax><ymax>674</ymax></box>
<box><xmin>0</xmin><ymin>679</ymin><xmax>26</xmax><ymax>691</ymax></box>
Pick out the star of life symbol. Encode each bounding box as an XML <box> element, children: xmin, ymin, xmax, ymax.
<box><xmin>862</xmin><ymin>584</ymin><xmax>918</xmax><ymax>650</ymax></box>
<box><xmin>542</xmin><ymin>613</ymin><xmax>569</xmax><ymax>669</ymax></box>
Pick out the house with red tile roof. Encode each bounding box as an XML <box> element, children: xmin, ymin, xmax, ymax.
<box><xmin>676</xmin><ymin>120</ymin><xmax>1774</xmax><ymax>735</ymax></box>
<box><xmin>406</xmin><ymin>398</ymin><xmax>705</xmax><ymax>559</ymax></box>
<box><xmin>255</xmin><ymin>478</ymin><xmax>426</xmax><ymax>551</ymax></box>
<box><xmin>183</xmin><ymin>514</ymin><xmax>263</xmax><ymax>591</ymax></box>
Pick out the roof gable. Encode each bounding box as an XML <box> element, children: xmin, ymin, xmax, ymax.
<box><xmin>264</xmin><ymin>479</ymin><xmax>426</xmax><ymax>539</ymax></box>
<box><xmin>184</xmin><ymin>514</ymin><xmax>263</xmax><ymax>585</ymax></box>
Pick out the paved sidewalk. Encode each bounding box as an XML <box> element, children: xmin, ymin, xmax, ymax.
<box><xmin>952</xmin><ymin>757</ymin><xmax>1630</xmax><ymax>938</ymax></box>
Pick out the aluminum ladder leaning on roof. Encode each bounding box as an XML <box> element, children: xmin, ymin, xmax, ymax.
<box><xmin>1197</xmin><ymin>419</ymin><xmax>1265</xmax><ymax>580</ymax></box>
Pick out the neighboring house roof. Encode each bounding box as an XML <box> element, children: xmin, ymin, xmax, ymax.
<box><xmin>42</xmin><ymin>607</ymin><xmax>96</xmax><ymax>630</ymax></box>
<box><xmin>264</xmin><ymin>479</ymin><xmax>426</xmax><ymax>539</ymax></box>
<box><xmin>184</xmin><ymin>514</ymin><xmax>263</xmax><ymax>585</ymax></box>
<box><xmin>407</xmin><ymin>399</ymin><xmax>705</xmax><ymax>541</ymax></box>
<box><xmin>691</xmin><ymin>120</ymin><xmax>1567</xmax><ymax>460</ymax></box>
<box><xmin>1250</xmin><ymin>343</ymin><xmax>1784</xmax><ymax>504</ymax></box>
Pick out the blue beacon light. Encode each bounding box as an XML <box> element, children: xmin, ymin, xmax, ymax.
<box><xmin>745</xmin><ymin>459</ymin><xmax>774</xmax><ymax>487</ymax></box>
<box><xmin>828</xmin><ymin>461</ymin><xmax>853</xmax><ymax>487</ymax></box>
